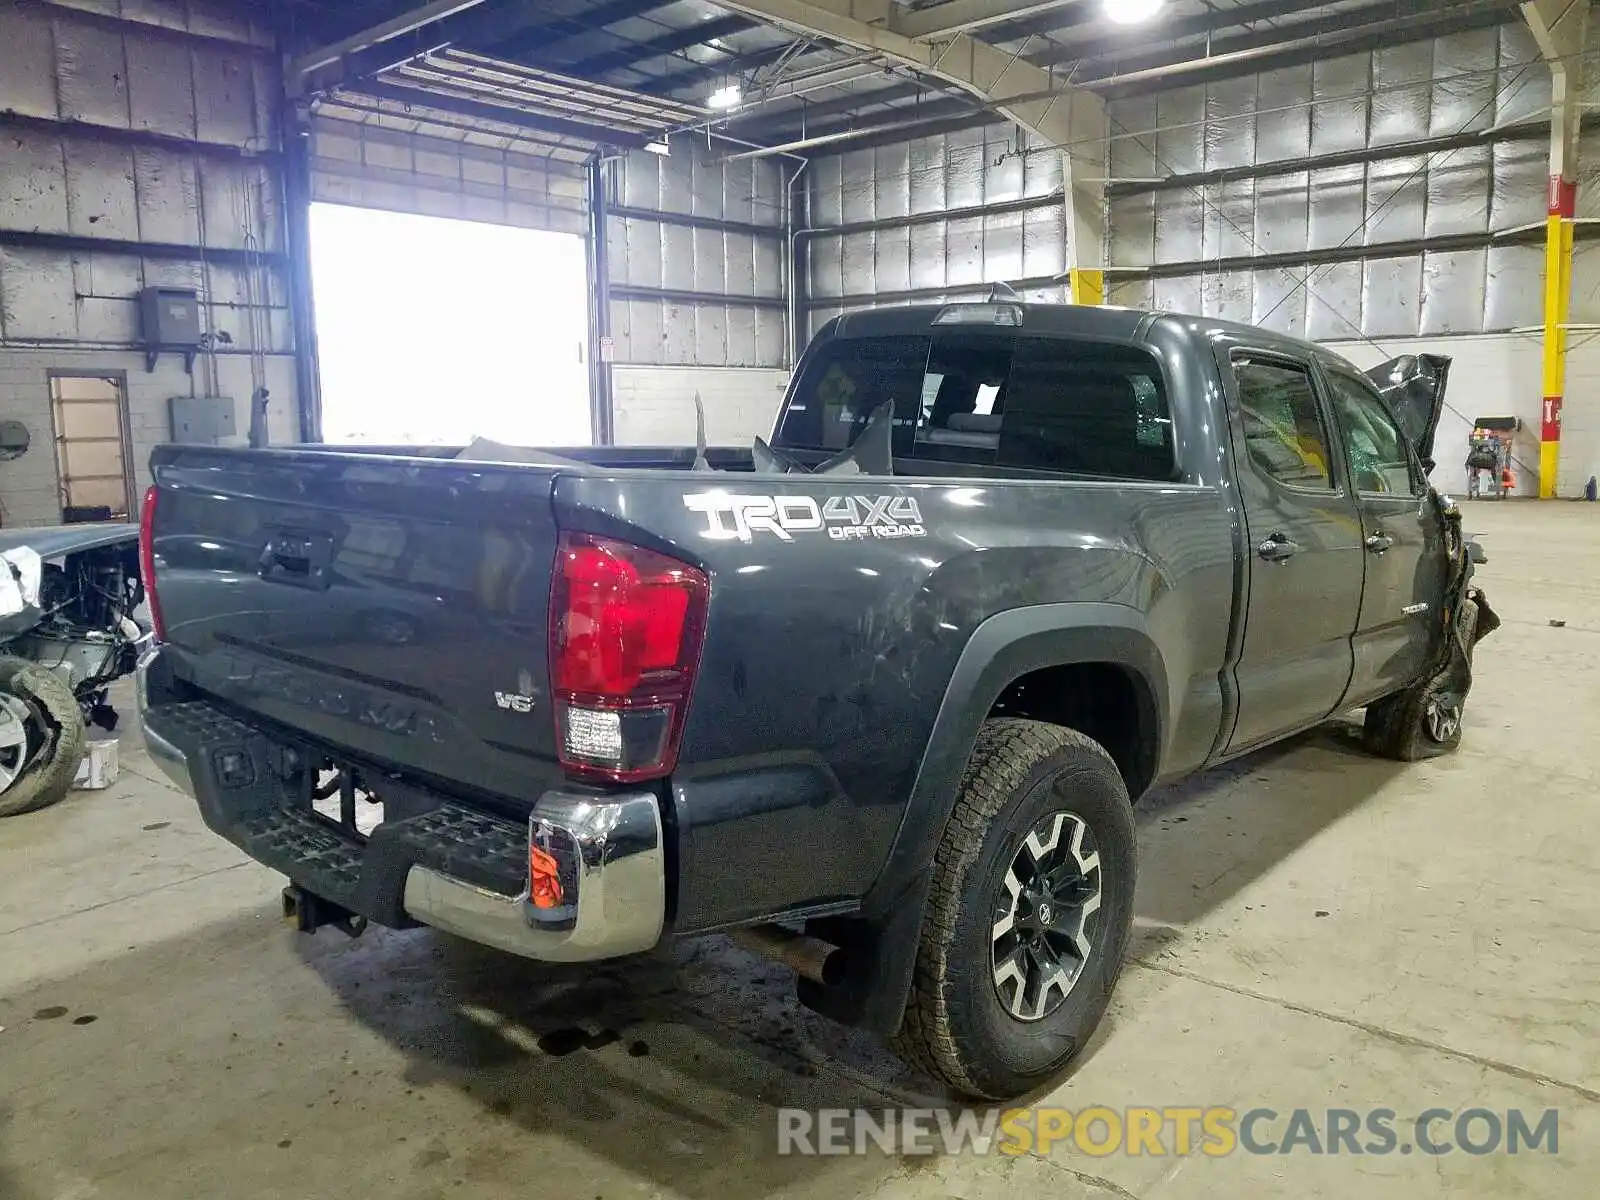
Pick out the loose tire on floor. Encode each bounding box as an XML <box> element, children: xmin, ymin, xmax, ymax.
<box><xmin>893</xmin><ymin>718</ymin><xmax>1137</xmax><ymax>1100</ymax></box>
<box><xmin>0</xmin><ymin>656</ymin><xmax>87</xmax><ymax>818</ymax></box>
<box><xmin>1362</xmin><ymin>599</ymin><xmax>1480</xmax><ymax>762</ymax></box>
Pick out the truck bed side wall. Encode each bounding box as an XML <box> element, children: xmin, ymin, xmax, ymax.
<box><xmin>554</xmin><ymin>471</ymin><xmax>1236</xmax><ymax>932</ymax></box>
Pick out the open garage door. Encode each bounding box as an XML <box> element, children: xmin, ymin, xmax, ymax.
<box><xmin>304</xmin><ymin>52</ymin><xmax>612</xmax><ymax>234</ymax></box>
<box><xmin>308</xmin><ymin>202</ymin><xmax>590</xmax><ymax>446</ymax></box>
<box><xmin>296</xmin><ymin>49</ymin><xmax>703</xmax><ymax>445</ymax></box>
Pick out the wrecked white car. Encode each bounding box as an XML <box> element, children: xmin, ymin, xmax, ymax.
<box><xmin>0</xmin><ymin>524</ymin><xmax>147</xmax><ymax>816</ymax></box>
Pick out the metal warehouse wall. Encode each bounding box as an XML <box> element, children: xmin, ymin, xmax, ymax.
<box><xmin>804</xmin><ymin>126</ymin><xmax>1072</xmax><ymax>339</ymax></box>
<box><xmin>605</xmin><ymin>145</ymin><xmax>790</xmax><ymax>444</ymax></box>
<box><xmin>0</xmin><ymin>0</ymin><xmax>294</xmax><ymax>526</ymax></box>
<box><xmin>794</xmin><ymin>26</ymin><xmax>1600</xmax><ymax>497</ymax></box>
<box><xmin>1105</xmin><ymin>26</ymin><xmax>1551</xmax><ymax>339</ymax></box>
<box><xmin>1107</xmin><ymin>20</ymin><xmax>1600</xmax><ymax>498</ymax></box>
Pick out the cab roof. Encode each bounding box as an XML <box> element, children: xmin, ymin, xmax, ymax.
<box><xmin>820</xmin><ymin>301</ymin><xmax>1336</xmax><ymax>366</ymax></box>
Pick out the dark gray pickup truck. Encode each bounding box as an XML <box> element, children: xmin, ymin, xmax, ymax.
<box><xmin>138</xmin><ymin>300</ymin><xmax>1493</xmax><ymax>1099</ymax></box>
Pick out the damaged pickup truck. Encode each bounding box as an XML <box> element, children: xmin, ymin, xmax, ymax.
<box><xmin>138</xmin><ymin>301</ymin><xmax>1494</xmax><ymax>1099</ymax></box>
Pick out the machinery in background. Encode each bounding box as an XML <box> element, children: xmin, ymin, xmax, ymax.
<box><xmin>1465</xmin><ymin>416</ymin><xmax>1521</xmax><ymax>499</ymax></box>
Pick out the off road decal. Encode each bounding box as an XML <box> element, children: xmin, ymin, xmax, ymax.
<box><xmin>683</xmin><ymin>493</ymin><xmax>927</xmax><ymax>543</ymax></box>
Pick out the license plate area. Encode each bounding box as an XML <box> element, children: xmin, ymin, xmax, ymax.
<box><xmin>306</xmin><ymin>761</ymin><xmax>385</xmax><ymax>839</ymax></box>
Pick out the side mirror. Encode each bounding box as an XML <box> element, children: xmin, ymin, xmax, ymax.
<box><xmin>1467</xmin><ymin>541</ymin><xmax>1487</xmax><ymax>565</ymax></box>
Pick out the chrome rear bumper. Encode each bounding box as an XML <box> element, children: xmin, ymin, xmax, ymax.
<box><xmin>136</xmin><ymin>649</ymin><xmax>191</xmax><ymax>795</ymax></box>
<box><xmin>137</xmin><ymin>650</ymin><xmax>665</xmax><ymax>963</ymax></box>
<box><xmin>403</xmin><ymin>792</ymin><xmax>665</xmax><ymax>963</ymax></box>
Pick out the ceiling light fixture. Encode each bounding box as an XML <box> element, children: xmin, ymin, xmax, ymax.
<box><xmin>1103</xmin><ymin>0</ymin><xmax>1164</xmax><ymax>24</ymax></box>
<box><xmin>708</xmin><ymin>83</ymin><xmax>743</xmax><ymax>110</ymax></box>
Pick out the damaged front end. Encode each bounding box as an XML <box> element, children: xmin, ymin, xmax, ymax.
<box><xmin>1431</xmin><ymin>495</ymin><xmax>1499</xmax><ymax>707</ymax></box>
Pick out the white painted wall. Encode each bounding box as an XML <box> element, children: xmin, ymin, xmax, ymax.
<box><xmin>1558</xmin><ymin>341</ymin><xmax>1600</xmax><ymax>499</ymax></box>
<box><xmin>1323</xmin><ymin>333</ymin><xmax>1546</xmax><ymax>498</ymax></box>
<box><xmin>612</xmin><ymin>366</ymin><xmax>790</xmax><ymax>446</ymax></box>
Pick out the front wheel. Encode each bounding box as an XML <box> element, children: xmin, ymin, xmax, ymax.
<box><xmin>893</xmin><ymin>719</ymin><xmax>1137</xmax><ymax>1100</ymax></box>
<box><xmin>1363</xmin><ymin>599</ymin><xmax>1479</xmax><ymax>761</ymax></box>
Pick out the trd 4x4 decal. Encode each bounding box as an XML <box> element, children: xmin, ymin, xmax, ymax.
<box><xmin>683</xmin><ymin>493</ymin><xmax>927</xmax><ymax>543</ymax></box>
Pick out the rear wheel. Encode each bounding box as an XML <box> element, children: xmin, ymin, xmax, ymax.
<box><xmin>893</xmin><ymin>719</ymin><xmax>1137</xmax><ymax>1100</ymax></box>
<box><xmin>0</xmin><ymin>657</ymin><xmax>87</xmax><ymax>818</ymax></box>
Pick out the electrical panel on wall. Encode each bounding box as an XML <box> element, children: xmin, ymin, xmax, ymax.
<box><xmin>168</xmin><ymin>397</ymin><xmax>238</xmax><ymax>445</ymax></box>
<box><xmin>139</xmin><ymin>287</ymin><xmax>203</xmax><ymax>373</ymax></box>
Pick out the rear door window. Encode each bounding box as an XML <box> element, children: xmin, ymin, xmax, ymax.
<box><xmin>775</xmin><ymin>333</ymin><xmax>1176</xmax><ymax>481</ymax></box>
<box><xmin>1232</xmin><ymin>356</ymin><xmax>1335</xmax><ymax>490</ymax></box>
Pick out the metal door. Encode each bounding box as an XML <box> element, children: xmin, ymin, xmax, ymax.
<box><xmin>1321</xmin><ymin>365</ymin><xmax>1450</xmax><ymax>705</ymax></box>
<box><xmin>1224</xmin><ymin>351</ymin><xmax>1365</xmax><ymax>753</ymax></box>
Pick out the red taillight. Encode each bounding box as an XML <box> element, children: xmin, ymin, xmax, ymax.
<box><xmin>549</xmin><ymin>532</ymin><xmax>708</xmax><ymax>783</ymax></box>
<box><xmin>138</xmin><ymin>485</ymin><xmax>165</xmax><ymax>641</ymax></box>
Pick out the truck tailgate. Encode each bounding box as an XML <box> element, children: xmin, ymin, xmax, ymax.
<box><xmin>148</xmin><ymin>446</ymin><xmax>565</xmax><ymax>805</ymax></box>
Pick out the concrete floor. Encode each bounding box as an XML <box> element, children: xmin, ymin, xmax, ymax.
<box><xmin>3</xmin><ymin>500</ymin><xmax>1598</xmax><ymax>1199</ymax></box>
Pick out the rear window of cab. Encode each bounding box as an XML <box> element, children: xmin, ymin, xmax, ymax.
<box><xmin>774</xmin><ymin>333</ymin><xmax>1176</xmax><ymax>481</ymax></box>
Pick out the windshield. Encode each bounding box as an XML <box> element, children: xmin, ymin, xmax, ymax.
<box><xmin>774</xmin><ymin>333</ymin><xmax>1176</xmax><ymax>481</ymax></box>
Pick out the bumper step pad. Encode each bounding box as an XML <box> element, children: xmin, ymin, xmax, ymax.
<box><xmin>239</xmin><ymin>805</ymin><xmax>366</xmax><ymax>904</ymax></box>
<box><xmin>143</xmin><ymin>700</ymin><xmax>527</xmax><ymax>926</ymax></box>
<box><xmin>142</xmin><ymin>687</ymin><xmax>667</xmax><ymax>962</ymax></box>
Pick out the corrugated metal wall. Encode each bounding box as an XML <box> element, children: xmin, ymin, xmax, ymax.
<box><xmin>0</xmin><ymin>0</ymin><xmax>293</xmax><ymax>525</ymax></box>
<box><xmin>607</xmin><ymin>146</ymin><xmax>789</xmax><ymax>368</ymax></box>
<box><xmin>799</xmin><ymin>28</ymin><xmax>1565</xmax><ymax>344</ymax></box>
<box><xmin>1106</xmin><ymin>26</ymin><xmax>1553</xmax><ymax>339</ymax></box>
<box><xmin>804</xmin><ymin>126</ymin><xmax>1069</xmax><ymax>339</ymax></box>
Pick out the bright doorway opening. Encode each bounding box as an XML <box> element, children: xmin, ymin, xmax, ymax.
<box><xmin>48</xmin><ymin>373</ymin><xmax>135</xmax><ymax>522</ymax></box>
<box><xmin>308</xmin><ymin>204</ymin><xmax>591</xmax><ymax>446</ymax></box>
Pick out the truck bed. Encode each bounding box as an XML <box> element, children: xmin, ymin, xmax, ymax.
<box><xmin>146</xmin><ymin>440</ymin><xmax>1235</xmax><ymax>930</ymax></box>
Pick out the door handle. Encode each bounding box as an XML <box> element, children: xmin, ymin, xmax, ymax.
<box><xmin>1365</xmin><ymin>533</ymin><xmax>1395</xmax><ymax>554</ymax></box>
<box><xmin>1258</xmin><ymin>532</ymin><xmax>1301</xmax><ymax>562</ymax></box>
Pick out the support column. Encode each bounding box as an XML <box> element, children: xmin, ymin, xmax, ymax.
<box><xmin>1523</xmin><ymin>0</ymin><xmax>1589</xmax><ymax>497</ymax></box>
<box><xmin>787</xmin><ymin>162</ymin><xmax>810</xmax><ymax>366</ymax></box>
<box><xmin>1064</xmin><ymin>91</ymin><xmax>1107</xmax><ymax>306</ymax></box>
<box><xmin>586</xmin><ymin>157</ymin><xmax>615</xmax><ymax>446</ymax></box>
<box><xmin>715</xmin><ymin>0</ymin><xmax>1107</xmax><ymax>288</ymax></box>
<box><xmin>1070</xmin><ymin>269</ymin><xmax>1105</xmax><ymax>305</ymax></box>
<box><xmin>1543</xmin><ymin>175</ymin><xmax>1576</xmax><ymax>496</ymax></box>
<box><xmin>281</xmin><ymin>99</ymin><xmax>323</xmax><ymax>443</ymax></box>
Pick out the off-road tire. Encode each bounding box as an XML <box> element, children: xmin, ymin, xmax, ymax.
<box><xmin>893</xmin><ymin>719</ymin><xmax>1137</xmax><ymax>1100</ymax></box>
<box><xmin>0</xmin><ymin>656</ymin><xmax>87</xmax><ymax>818</ymax></box>
<box><xmin>1363</xmin><ymin>599</ymin><xmax>1480</xmax><ymax>761</ymax></box>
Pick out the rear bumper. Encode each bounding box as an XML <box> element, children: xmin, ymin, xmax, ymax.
<box><xmin>137</xmin><ymin>653</ymin><xmax>192</xmax><ymax>794</ymax></box>
<box><xmin>137</xmin><ymin>651</ymin><xmax>665</xmax><ymax>963</ymax></box>
<box><xmin>402</xmin><ymin>792</ymin><xmax>664</xmax><ymax>963</ymax></box>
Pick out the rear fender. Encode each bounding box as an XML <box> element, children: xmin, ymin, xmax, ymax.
<box><xmin>802</xmin><ymin>603</ymin><xmax>1168</xmax><ymax>1034</ymax></box>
